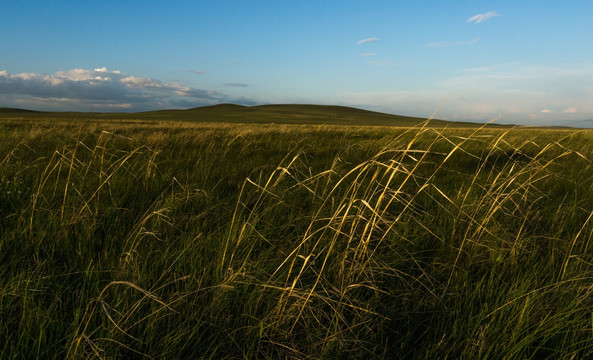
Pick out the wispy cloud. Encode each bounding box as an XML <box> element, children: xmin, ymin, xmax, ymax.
<box><xmin>188</xmin><ymin>70</ymin><xmax>205</xmax><ymax>75</ymax></box>
<box><xmin>360</xmin><ymin>53</ymin><xmax>377</xmax><ymax>57</ymax></box>
<box><xmin>0</xmin><ymin>67</ymin><xmax>257</xmax><ymax>111</ymax></box>
<box><xmin>467</xmin><ymin>11</ymin><xmax>500</xmax><ymax>24</ymax></box>
<box><xmin>369</xmin><ymin>60</ymin><xmax>399</xmax><ymax>67</ymax></box>
<box><xmin>425</xmin><ymin>38</ymin><xmax>480</xmax><ymax>47</ymax></box>
<box><xmin>357</xmin><ymin>37</ymin><xmax>379</xmax><ymax>45</ymax></box>
<box><xmin>341</xmin><ymin>64</ymin><xmax>593</xmax><ymax>125</ymax></box>
<box><xmin>223</xmin><ymin>83</ymin><xmax>248</xmax><ymax>87</ymax></box>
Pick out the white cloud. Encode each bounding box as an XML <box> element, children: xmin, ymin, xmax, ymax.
<box><xmin>360</xmin><ymin>53</ymin><xmax>377</xmax><ymax>57</ymax></box>
<box><xmin>467</xmin><ymin>11</ymin><xmax>500</xmax><ymax>24</ymax></box>
<box><xmin>55</xmin><ymin>69</ymin><xmax>99</xmax><ymax>81</ymax></box>
<box><xmin>540</xmin><ymin>109</ymin><xmax>551</xmax><ymax>113</ymax></box>
<box><xmin>357</xmin><ymin>37</ymin><xmax>380</xmax><ymax>44</ymax></box>
<box><xmin>563</xmin><ymin>107</ymin><xmax>578</xmax><ymax>113</ymax></box>
<box><xmin>168</xmin><ymin>82</ymin><xmax>191</xmax><ymax>92</ymax></box>
<box><xmin>13</xmin><ymin>72</ymin><xmax>45</xmax><ymax>81</ymax></box>
<box><xmin>121</xmin><ymin>76</ymin><xmax>162</xmax><ymax>88</ymax></box>
<box><xmin>425</xmin><ymin>38</ymin><xmax>480</xmax><ymax>47</ymax></box>
<box><xmin>0</xmin><ymin>67</ymin><xmax>257</xmax><ymax>111</ymax></box>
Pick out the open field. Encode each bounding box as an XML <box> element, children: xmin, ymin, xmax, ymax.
<box><xmin>0</xmin><ymin>104</ymin><xmax>514</xmax><ymax>128</ymax></box>
<box><xmin>2</xmin><ymin>109</ymin><xmax>593</xmax><ymax>358</ymax></box>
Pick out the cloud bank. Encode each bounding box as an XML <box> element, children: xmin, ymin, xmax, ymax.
<box><xmin>467</xmin><ymin>11</ymin><xmax>500</xmax><ymax>24</ymax></box>
<box><xmin>0</xmin><ymin>67</ymin><xmax>256</xmax><ymax>111</ymax></box>
<box><xmin>341</xmin><ymin>64</ymin><xmax>593</xmax><ymax>125</ymax></box>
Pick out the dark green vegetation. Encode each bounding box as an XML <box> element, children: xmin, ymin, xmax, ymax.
<box><xmin>2</xmin><ymin>109</ymin><xmax>593</xmax><ymax>358</ymax></box>
<box><xmin>0</xmin><ymin>103</ymin><xmax>507</xmax><ymax>127</ymax></box>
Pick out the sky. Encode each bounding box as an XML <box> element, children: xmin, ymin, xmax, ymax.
<box><xmin>1</xmin><ymin>0</ymin><xmax>592</xmax><ymax>126</ymax></box>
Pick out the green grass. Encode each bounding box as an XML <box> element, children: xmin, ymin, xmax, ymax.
<box><xmin>0</xmin><ymin>103</ymin><xmax>511</xmax><ymax>128</ymax></box>
<box><xmin>1</xmin><ymin>110</ymin><xmax>593</xmax><ymax>358</ymax></box>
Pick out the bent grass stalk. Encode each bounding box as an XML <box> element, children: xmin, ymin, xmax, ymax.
<box><xmin>222</xmin><ymin>124</ymin><xmax>593</xmax><ymax>355</ymax></box>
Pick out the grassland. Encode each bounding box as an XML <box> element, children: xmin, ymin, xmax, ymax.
<box><xmin>0</xmin><ymin>103</ymin><xmax>510</xmax><ymax>128</ymax></box>
<box><xmin>2</xmin><ymin>106</ymin><xmax>593</xmax><ymax>358</ymax></box>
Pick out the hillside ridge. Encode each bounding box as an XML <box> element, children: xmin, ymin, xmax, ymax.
<box><xmin>0</xmin><ymin>103</ymin><xmax>505</xmax><ymax>128</ymax></box>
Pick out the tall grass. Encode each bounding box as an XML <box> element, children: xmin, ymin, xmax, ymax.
<box><xmin>2</xmin><ymin>118</ymin><xmax>593</xmax><ymax>358</ymax></box>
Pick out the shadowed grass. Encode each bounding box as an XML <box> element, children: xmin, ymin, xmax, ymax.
<box><xmin>1</xmin><ymin>117</ymin><xmax>593</xmax><ymax>358</ymax></box>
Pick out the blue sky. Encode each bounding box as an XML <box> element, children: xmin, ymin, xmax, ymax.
<box><xmin>1</xmin><ymin>0</ymin><xmax>592</xmax><ymax>125</ymax></box>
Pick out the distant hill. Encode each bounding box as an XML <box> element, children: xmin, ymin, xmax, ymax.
<box><xmin>136</xmin><ymin>103</ymin><xmax>489</xmax><ymax>127</ymax></box>
<box><xmin>0</xmin><ymin>103</ymin><xmax>502</xmax><ymax>128</ymax></box>
<box><xmin>0</xmin><ymin>107</ymin><xmax>42</xmax><ymax>113</ymax></box>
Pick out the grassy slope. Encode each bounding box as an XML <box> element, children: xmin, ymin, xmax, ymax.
<box><xmin>0</xmin><ymin>103</ymin><xmax>507</xmax><ymax>128</ymax></box>
<box><xmin>0</xmin><ymin>108</ymin><xmax>41</xmax><ymax>114</ymax></box>
<box><xmin>137</xmin><ymin>104</ymin><xmax>450</xmax><ymax>126</ymax></box>
<box><xmin>1</xmin><ymin>113</ymin><xmax>592</xmax><ymax>358</ymax></box>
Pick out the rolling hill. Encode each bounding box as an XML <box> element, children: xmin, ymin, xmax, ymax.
<box><xmin>0</xmin><ymin>107</ymin><xmax>41</xmax><ymax>113</ymax></box>
<box><xmin>0</xmin><ymin>103</ymin><xmax>501</xmax><ymax>127</ymax></box>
